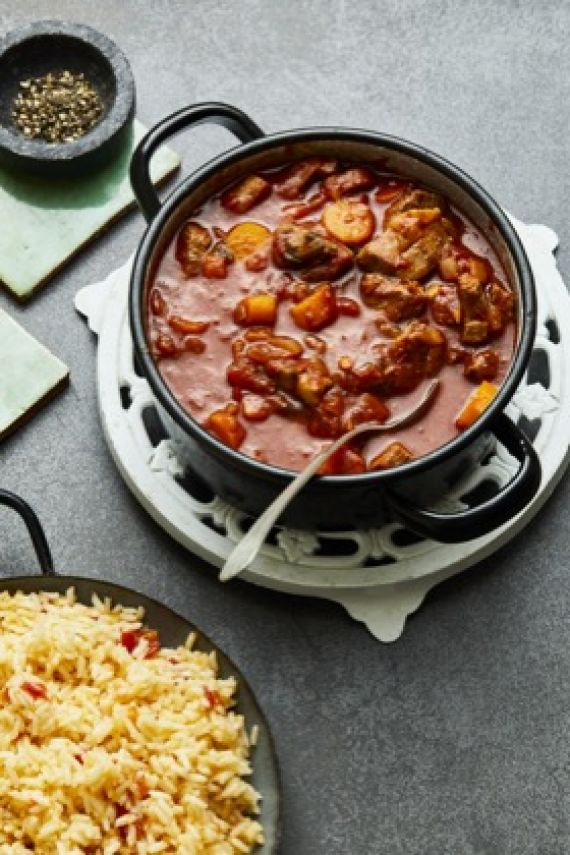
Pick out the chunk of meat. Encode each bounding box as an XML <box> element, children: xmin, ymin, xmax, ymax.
<box><xmin>356</xmin><ymin>231</ymin><xmax>406</xmax><ymax>275</ymax></box>
<box><xmin>374</xmin><ymin>179</ymin><xmax>409</xmax><ymax>203</ymax></box>
<box><xmin>360</xmin><ymin>273</ymin><xmax>427</xmax><ymax>321</ymax></box>
<box><xmin>273</xmin><ymin>222</ymin><xmax>353</xmax><ymax>281</ymax></box>
<box><xmin>274</xmin><ymin>158</ymin><xmax>338</xmax><ymax>199</ymax></box>
<box><xmin>384</xmin><ymin>188</ymin><xmax>447</xmax><ymax>228</ymax></box>
<box><xmin>368</xmin><ymin>442</ymin><xmax>413</xmax><ymax>470</ymax></box>
<box><xmin>396</xmin><ymin>220</ymin><xmax>449</xmax><ymax>280</ymax></box>
<box><xmin>290</xmin><ymin>284</ymin><xmax>338</xmax><ymax>332</ymax></box>
<box><xmin>175</xmin><ymin>221</ymin><xmax>212</xmax><ymax>277</ymax></box>
<box><xmin>391</xmin><ymin>322</ymin><xmax>447</xmax><ymax>378</ymax></box>
<box><xmin>201</xmin><ymin>242</ymin><xmax>233</xmax><ymax>279</ymax></box>
<box><xmin>282</xmin><ymin>191</ymin><xmax>327</xmax><ymax>220</ymax></box>
<box><xmin>265</xmin><ymin>357</ymin><xmax>306</xmax><ymax>392</ymax></box>
<box><xmin>334</xmin><ymin>360</ymin><xmax>386</xmax><ymax>394</ymax></box>
<box><xmin>322</xmin><ymin>200</ymin><xmax>376</xmax><ymax>246</ymax></box>
<box><xmin>233</xmin><ymin>293</ymin><xmax>278</xmax><ymax>326</ymax></box>
<box><xmin>241</xmin><ymin>393</ymin><xmax>276</xmax><ymax>422</ymax></box>
<box><xmin>377</xmin><ymin>322</ymin><xmax>447</xmax><ymax>394</ymax></box>
<box><xmin>427</xmin><ymin>283</ymin><xmax>460</xmax><ymax>326</ymax></box>
<box><xmin>342</xmin><ymin>393</ymin><xmax>390</xmax><ymax>431</ymax></box>
<box><xmin>458</xmin><ymin>274</ymin><xmax>514</xmax><ymax>344</ymax></box>
<box><xmin>455</xmin><ymin>381</ymin><xmax>498</xmax><ymax>430</ymax></box>
<box><xmin>323</xmin><ymin>167</ymin><xmax>376</xmax><ymax>199</ymax></box>
<box><xmin>463</xmin><ymin>348</ymin><xmax>500</xmax><ymax>382</ymax></box>
<box><xmin>245</xmin><ymin>336</ymin><xmax>304</xmax><ymax>363</ymax></box>
<box><xmin>296</xmin><ymin>358</ymin><xmax>333</xmax><ymax>405</ymax></box>
<box><xmin>227</xmin><ymin>358</ymin><xmax>276</xmax><ymax>394</ymax></box>
<box><xmin>221</xmin><ymin>175</ymin><xmax>271</xmax><ymax>213</ymax></box>
<box><xmin>439</xmin><ymin>243</ymin><xmax>492</xmax><ymax>284</ymax></box>
<box><xmin>387</xmin><ymin>207</ymin><xmax>442</xmax><ymax>243</ymax></box>
<box><xmin>205</xmin><ymin>403</ymin><xmax>246</xmax><ymax>449</ymax></box>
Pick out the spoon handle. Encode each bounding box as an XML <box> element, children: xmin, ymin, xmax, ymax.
<box><xmin>219</xmin><ymin>379</ymin><xmax>439</xmax><ymax>582</ymax></box>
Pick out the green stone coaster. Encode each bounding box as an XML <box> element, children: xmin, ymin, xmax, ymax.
<box><xmin>0</xmin><ymin>119</ymin><xmax>179</xmax><ymax>301</ymax></box>
<box><xmin>0</xmin><ymin>310</ymin><xmax>69</xmax><ymax>439</ymax></box>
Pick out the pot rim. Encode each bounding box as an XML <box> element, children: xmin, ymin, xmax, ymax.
<box><xmin>129</xmin><ymin>126</ymin><xmax>536</xmax><ymax>488</ymax></box>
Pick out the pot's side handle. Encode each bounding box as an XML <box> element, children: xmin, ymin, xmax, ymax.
<box><xmin>0</xmin><ymin>490</ymin><xmax>54</xmax><ymax>575</ymax></box>
<box><xmin>385</xmin><ymin>413</ymin><xmax>541</xmax><ymax>543</ymax></box>
<box><xmin>130</xmin><ymin>102</ymin><xmax>265</xmax><ymax>222</ymax></box>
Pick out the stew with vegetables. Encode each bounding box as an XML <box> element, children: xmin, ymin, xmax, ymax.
<box><xmin>146</xmin><ymin>158</ymin><xmax>516</xmax><ymax>474</ymax></box>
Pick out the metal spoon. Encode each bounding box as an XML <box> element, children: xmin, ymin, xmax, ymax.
<box><xmin>220</xmin><ymin>379</ymin><xmax>440</xmax><ymax>582</ymax></box>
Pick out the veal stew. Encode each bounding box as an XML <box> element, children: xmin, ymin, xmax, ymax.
<box><xmin>146</xmin><ymin>159</ymin><xmax>516</xmax><ymax>475</ymax></box>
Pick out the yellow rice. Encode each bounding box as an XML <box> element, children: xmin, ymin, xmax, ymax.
<box><xmin>0</xmin><ymin>588</ymin><xmax>264</xmax><ymax>854</ymax></box>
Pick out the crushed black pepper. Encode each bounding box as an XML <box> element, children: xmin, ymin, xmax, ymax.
<box><xmin>11</xmin><ymin>70</ymin><xmax>103</xmax><ymax>144</ymax></box>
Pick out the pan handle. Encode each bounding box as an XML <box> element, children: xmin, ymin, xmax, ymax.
<box><xmin>130</xmin><ymin>102</ymin><xmax>265</xmax><ymax>222</ymax></box>
<box><xmin>0</xmin><ymin>490</ymin><xmax>54</xmax><ymax>575</ymax></box>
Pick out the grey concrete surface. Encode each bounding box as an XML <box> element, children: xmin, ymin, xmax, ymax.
<box><xmin>1</xmin><ymin>2</ymin><xmax>569</xmax><ymax>853</ymax></box>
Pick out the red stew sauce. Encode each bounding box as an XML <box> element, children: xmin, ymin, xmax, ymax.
<box><xmin>147</xmin><ymin>159</ymin><xmax>516</xmax><ymax>474</ymax></box>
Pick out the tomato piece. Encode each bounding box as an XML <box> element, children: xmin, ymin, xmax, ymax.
<box><xmin>290</xmin><ymin>284</ymin><xmax>338</xmax><ymax>332</ymax></box>
<box><xmin>455</xmin><ymin>381</ymin><xmax>498</xmax><ymax>430</ymax></box>
<box><xmin>206</xmin><ymin>404</ymin><xmax>247</xmax><ymax>448</ymax></box>
<box><xmin>234</xmin><ymin>293</ymin><xmax>278</xmax><ymax>326</ymax></box>
<box><xmin>225</xmin><ymin>222</ymin><xmax>271</xmax><ymax>260</ymax></box>
<box><xmin>22</xmin><ymin>681</ymin><xmax>47</xmax><ymax>700</ymax></box>
<box><xmin>204</xmin><ymin>687</ymin><xmax>222</xmax><ymax>708</ymax></box>
<box><xmin>322</xmin><ymin>200</ymin><xmax>375</xmax><ymax>246</ymax></box>
<box><xmin>120</xmin><ymin>629</ymin><xmax>160</xmax><ymax>658</ymax></box>
<box><xmin>221</xmin><ymin>175</ymin><xmax>271</xmax><ymax>213</ymax></box>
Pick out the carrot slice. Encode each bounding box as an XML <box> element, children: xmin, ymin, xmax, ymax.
<box><xmin>225</xmin><ymin>222</ymin><xmax>271</xmax><ymax>260</ymax></box>
<box><xmin>455</xmin><ymin>381</ymin><xmax>498</xmax><ymax>430</ymax></box>
<box><xmin>322</xmin><ymin>200</ymin><xmax>375</xmax><ymax>246</ymax></box>
<box><xmin>234</xmin><ymin>293</ymin><xmax>278</xmax><ymax>326</ymax></box>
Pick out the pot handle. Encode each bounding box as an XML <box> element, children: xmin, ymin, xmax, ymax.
<box><xmin>385</xmin><ymin>413</ymin><xmax>541</xmax><ymax>543</ymax></box>
<box><xmin>0</xmin><ymin>490</ymin><xmax>54</xmax><ymax>575</ymax></box>
<box><xmin>130</xmin><ymin>102</ymin><xmax>265</xmax><ymax>222</ymax></box>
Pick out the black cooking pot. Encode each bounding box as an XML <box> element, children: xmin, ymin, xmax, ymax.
<box><xmin>0</xmin><ymin>489</ymin><xmax>281</xmax><ymax>852</ymax></box>
<box><xmin>129</xmin><ymin>102</ymin><xmax>540</xmax><ymax>541</ymax></box>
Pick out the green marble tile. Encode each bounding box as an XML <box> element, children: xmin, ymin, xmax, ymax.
<box><xmin>0</xmin><ymin>310</ymin><xmax>69</xmax><ymax>439</ymax></box>
<box><xmin>0</xmin><ymin>119</ymin><xmax>179</xmax><ymax>301</ymax></box>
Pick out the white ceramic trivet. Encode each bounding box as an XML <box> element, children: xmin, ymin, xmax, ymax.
<box><xmin>76</xmin><ymin>215</ymin><xmax>570</xmax><ymax>642</ymax></box>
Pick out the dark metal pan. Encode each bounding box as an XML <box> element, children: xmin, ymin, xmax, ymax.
<box><xmin>0</xmin><ymin>488</ymin><xmax>281</xmax><ymax>853</ymax></box>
